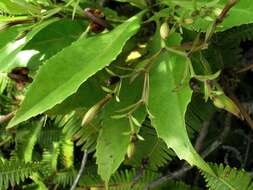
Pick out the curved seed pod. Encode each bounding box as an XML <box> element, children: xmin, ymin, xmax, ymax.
<box><xmin>81</xmin><ymin>94</ymin><xmax>113</xmax><ymax>126</ymax></box>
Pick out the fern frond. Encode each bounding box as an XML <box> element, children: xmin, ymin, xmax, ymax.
<box><xmin>53</xmin><ymin>169</ymin><xmax>76</xmax><ymax>188</ymax></box>
<box><xmin>202</xmin><ymin>163</ymin><xmax>253</xmax><ymax>190</ymax></box>
<box><xmin>126</xmin><ymin>126</ymin><xmax>173</xmax><ymax>170</ymax></box>
<box><xmin>205</xmin><ymin>23</ymin><xmax>253</xmax><ymax>70</ymax></box>
<box><xmin>52</xmin><ymin>142</ymin><xmax>60</xmax><ymax>171</ymax></box>
<box><xmin>0</xmin><ymin>159</ymin><xmax>42</xmax><ymax>190</ymax></box>
<box><xmin>186</xmin><ymin>95</ymin><xmax>216</xmax><ymax>138</ymax></box>
<box><xmin>29</xmin><ymin>172</ymin><xmax>48</xmax><ymax>190</ymax></box>
<box><xmin>59</xmin><ymin>139</ymin><xmax>74</xmax><ymax>169</ymax></box>
<box><xmin>16</xmin><ymin>118</ymin><xmax>44</xmax><ymax>162</ymax></box>
<box><xmin>109</xmin><ymin>169</ymin><xmax>158</xmax><ymax>190</ymax></box>
<box><xmin>80</xmin><ymin>169</ymin><xmax>159</xmax><ymax>190</ymax></box>
<box><xmin>40</xmin><ymin>150</ymin><xmax>57</xmax><ymax>177</ymax></box>
<box><xmin>218</xmin><ymin>23</ymin><xmax>253</xmax><ymax>44</ymax></box>
<box><xmin>58</xmin><ymin>112</ymin><xmax>100</xmax><ymax>152</ymax></box>
<box><xmin>38</xmin><ymin>125</ymin><xmax>62</xmax><ymax>148</ymax></box>
<box><xmin>160</xmin><ymin>180</ymin><xmax>200</xmax><ymax>190</ymax></box>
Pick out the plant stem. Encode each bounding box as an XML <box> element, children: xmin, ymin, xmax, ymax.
<box><xmin>0</xmin><ymin>112</ymin><xmax>15</xmax><ymax>124</ymax></box>
<box><xmin>205</xmin><ymin>0</ymin><xmax>238</xmax><ymax>42</ymax></box>
<box><xmin>70</xmin><ymin>149</ymin><xmax>88</xmax><ymax>190</ymax></box>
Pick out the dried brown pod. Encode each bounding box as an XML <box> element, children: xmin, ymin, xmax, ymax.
<box><xmin>8</xmin><ymin>67</ymin><xmax>33</xmax><ymax>87</ymax></box>
<box><xmin>84</xmin><ymin>8</ymin><xmax>113</xmax><ymax>33</ymax></box>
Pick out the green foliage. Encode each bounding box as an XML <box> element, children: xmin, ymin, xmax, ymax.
<box><xmin>1</xmin><ymin>0</ymin><xmax>253</xmax><ymax>189</ymax></box>
<box><xmin>57</xmin><ymin>112</ymin><xmax>100</xmax><ymax>152</ymax></box>
<box><xmin>16</xmin><ymin>118</ymin><xmax>43</xmax><ymax>162</ymax></box>
<box><xmin>109</xmin><ymin>169</ymin><xmax>158</xmax><ymax>190</ymax></box>
<box><xmin>0</xmin><ymin>18</ymin><xmax>59</xmax><ymax>72</ymax></box>
<box><xmin>126</xmin><ymin>126</ymin><xmax>173</xmax><ymax>170</ymax></box>
<box><xmin>0</xmin><ymin>159</ymin><xmax>42</xmax><ymax>189</ymax></box>
<box><xmin>53</xmin><ymin>169</ymin><xmax>76</xmax><ymax>188</ymax></box>
<box><xmin>202</xmin><ymin>163</ymin><xmax>253</xmax><ymax>190</ymax></box>
<box><xmin>163</xmin><ymin>0</ymin><xmax>253</xmax><ymax>32</ymax></box>
<box><xmin>8</xmin><ymin>12</ymin><xmax>143</xmax><ymax>128</ymax></box>
<box><xmin>149</xmin><ymin>45</ymin><xmax>213</xmax><ymax>174</ymax></box>
<box><xmin>95</xmin><ymin>78</ymin><xmax>146</xmax><ymax>183</ymax></box>
<box><xmin>80</xmin><ymin>168</ymin><xmax>159</xmax><ymax>190</ymax></box>
<box><xmin>0</xmin><ymin>72</ymin><xmax>9</xmax><ymax>94</ymax></box>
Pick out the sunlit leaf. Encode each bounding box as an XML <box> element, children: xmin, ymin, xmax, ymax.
<box><xmin>0</xmin><ymin>18</ymin><xmax>58</xmax><ymax>72</ymax></box>
<box><xmin>96</xmin><ymin>78</ymin><xmax>146</xmax><ymax>183</ymax></box>
<box><xmin>149</xmin><ymin>33</ymin><xmax>214</xmax><ymax>175</ymax></box>
<box><xmin>8</xmin><ymin>12</ymin><xmax>144</xmax><ymax>128</ymax></box>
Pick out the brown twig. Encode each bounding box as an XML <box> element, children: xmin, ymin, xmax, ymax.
<box><xmin>84</xmin><ymin>8</ymin><xmax>113</xmax><ymax>30</ymax></box>
<box><xmin>228</xmin><ymin>92</ymin><xmax>253</xmax><ymax>130</ymax></box>
<box><xmin>143</xmin><ymin>166</ymin><xmax>191</xmax><ymax>190</ymax></box>
<box><xmin>194</xmin><ymin>121</ymin><xmax>210</xmax><ymax>152</ymax></box>
<box><xmin>205</xmin><ymin>0</ymin><xmax>238</xmax><ymax>42</ymax></box>
<box><xmin>237</xmin><ymin>62</ymin><xmax>253</xmax><ymax>74</ymax></box>
<box><xmin>0</xmin><ymin>112</ymin><xmax>15</xmax><ymax>124</ymax></box>
<box><xmin>216</xmin><ymin>0</ymin><xmax>237</xmax><ymax>24</ymax></box>
<box><xmin>201</xmin><ymin>114</ymin><xmax>231</xmax><ymax>158</ymax></box>
<box><xmin>0</xmin><ymin>136</ymin><xmax>12</xmax><ymax>147</ymax></box>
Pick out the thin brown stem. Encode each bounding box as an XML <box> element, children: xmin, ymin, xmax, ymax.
<box><xmin>229</xmin><ymin>92</ymin><xmax>253</xmax><ymax>130</ymax></box>
<box><xmin>84</xmin><ymin>8</ymin><xmax>113</xmax><ymax>30</ymax></box>
<box><xmin>237</xmin><ymin>62</ymin><xmax>253</xmax><ymax>74</ymax></box>
<box><xmin>194</xmin><ymin>121</ymin><xmax>210</xmax><ymax>152</ymax></box>
<box><xmin>0</xmin><ymin>112</ymin><xmax>15</xmax><ymax>124</ymax></box>
<box><xmin>0</xmin><ymin>136</ymin><xmax>12</xmax><ymax>147</ymax></box>
<box><xmin>205</xmin><ymin>0</ymin><xmax>238</xmax><ymax>42</ymax></box>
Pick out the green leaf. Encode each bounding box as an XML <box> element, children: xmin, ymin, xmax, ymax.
<box><xmin>8</xmin><ymin>12</ymin><xmax>144</xmax><ymax>128</ymax></box>
<box><xmin>95</xmin><ymin>78</ymin><xmax>146</xmax><ymax>183</ymax></box>
<box><xmin>163</xmin><ymin>0</ymin><xmax>253</xmax><ymax>32</ymax></box>
<box><xmin>96</xmin><ymin>116</ymin><xmax>131</xmax><ymax>184</ymax></box>
<box><xmin>23</xmin><ymin>121</ymin><xmax>42</xmax><ymax>163</ymax></box>
<box><xmin>0</xmin><ymin>26</ymin><xmax>20</xmax><ymax>49</ymax></box>
<box><xmin>16</xmin><ymin>119</ymin><xmax>43</xmax><ymax>162</ymax></box>
<box><xmin>114</xmin><ymin>0</ymin><xmax>147</xmax><ymax>8</ymax></box>
<box><xmin>217</xmin><ymin>0</ymin><xmax>253</xmax><ymax>31</ymax></box>
<box><xmin>0</xmin><ymin>0</ymin><xmax>30</xmax><ymax>14</ymax></box>
<box><xmin>148</xmin><ymin>40</ymin><xmax>214</xmax><ymax>175</ymax></box>
<box><xmin>47</xmin><ymin>77</ymin><xmax>103</xmax><ymax>115</ymax></box>
<box><xmin>194</xmin><ymin>70</ymin><xmax>221</xmax><ymax>81</ymax></box>
<box><xmin>24</xmin><ymin>19</ymin><xmax>88</xmax><ymax>71</ymax></box>
<box><xmin>0</xmin><ymin>18</ymin><xmax>59</xmax><ymax>72</ymax></box>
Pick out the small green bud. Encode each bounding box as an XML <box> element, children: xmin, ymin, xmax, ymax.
<box><xmin>160</xmin><ymin>22</ymin><xmax>170</xmax><ymax>40</ymax></box>
<box><xmin>127</xmin><ymin>142</ymin><xmax>135</xmax><ymax>159</ymax></box>
<box><xmin>212</xmin><ymin>96</ymin><xmax>225</xmax><ymax>109</ymax></box>
<box><xmin>184</xmin><ymin>18</ymin><xmax>193</xmax><ymax>25</ymax></box>
<box><xmin>212</xmin><ymin>94</ymin><xmax>241</xmax><ymax>118</ymax></box>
